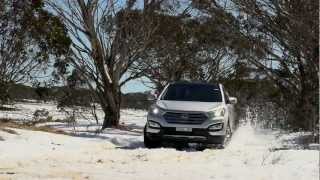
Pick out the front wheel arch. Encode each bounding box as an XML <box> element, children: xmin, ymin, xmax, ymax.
<box><xmin>222</xmin><ymin>120</ymin><xmax>232</xmax><ymax>147</ymax></box>
<box><xmin>143</xmin><ymin>125</ymin><xmax>162</xmax><ymax>148</ymax></box>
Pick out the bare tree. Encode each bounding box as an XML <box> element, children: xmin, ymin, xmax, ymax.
<box><xmin>47</xmin><ymin>0</ymin><xmax>155</xmax><ymax>128</ymax></box>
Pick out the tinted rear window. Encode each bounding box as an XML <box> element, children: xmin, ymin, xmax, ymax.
<box><xmin>161</xmin><ymin>84</ymin><xmax>222</xmax><ymax>102</ymax></box>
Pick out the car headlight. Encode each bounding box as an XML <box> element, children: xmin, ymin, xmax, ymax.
<box><xmin>149</xmin><ymin>106</ymin><xmax>163</xmax><ymax>116</ymax></box>
<box><xmin>207</xmin><ymin>107</ymin><xmax>225</xmax><ymax>119</ymax></box>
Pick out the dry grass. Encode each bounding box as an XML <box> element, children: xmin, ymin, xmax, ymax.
<box><xmin>0</xmin><ymin>118</ymin><xmax>70</xmax><ymax>136</ymax></box>
<box><xmin>0</xmin><ymin>106</ymin><xmax>18</xmax><ymax>111</ymax></box>
<box><xmin>0</xmin><ymin>128</ymin><xmax>19</xmax><ymax>135</ymax></box>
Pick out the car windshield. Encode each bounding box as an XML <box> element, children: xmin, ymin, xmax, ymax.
<box><xmin>161</xmin><ymin>83</ymin><xmax>222</xmax><ymax>102</ymax></box>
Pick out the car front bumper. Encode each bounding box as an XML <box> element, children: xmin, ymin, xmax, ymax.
<box><xmin>145</xmin><ymin>126</ymin><xmax>225</xmax><ymax>144</ymax></box>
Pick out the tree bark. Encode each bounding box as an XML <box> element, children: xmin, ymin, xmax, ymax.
<box><xmin>101</xmin><ymin>85</ymin><xmax>121</xmax><ymax>129</ymax></box>
<box><xmin>102</xmin><ymin>105</ymin><xmax>120</xmax><ymax>128</ymax></box>
<box><xmin>288</xmin><ymin>63</ymin><xmax>318</xmax><ymax>131</ymax></box>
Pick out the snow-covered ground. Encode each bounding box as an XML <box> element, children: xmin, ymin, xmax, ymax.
<box><xmin>0</xmin><ymin>102</ymin><xmax>319</xmax><ymax>180</ymax></box>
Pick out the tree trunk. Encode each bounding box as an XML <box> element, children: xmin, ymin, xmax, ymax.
<box><xmin>101</xmin><ymin>85</ymin><xmax>121</xmax><ymax>129</ymax></box>
<box><xmin>288</xmin><ymin>82</ymin><xmax>317</xmax><ymax>131</ymax></box>
<box><xmin>102</xmin><ymin>105</ymin><xmax>120</xmax><ymax>129</ymax></box>
<box><xmin>0</xmin><ymin>81</ymin><xmax>10</xmax><ymax>105</ymax></box>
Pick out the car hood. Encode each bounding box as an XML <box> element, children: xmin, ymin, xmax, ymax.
<box><xmin>156</xmin><ymin>100</ymin><xmax>223</xmax><ymax>112</ymax></box>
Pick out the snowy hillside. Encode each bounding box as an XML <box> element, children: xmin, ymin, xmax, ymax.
<box><xmin>0</xmin><ymin>102</ymin><xmax>319</xmax><ymax>180</ymax></box>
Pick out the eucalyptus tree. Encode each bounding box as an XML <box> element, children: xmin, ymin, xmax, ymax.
<box><xmin>193</xmin><ymin>0</ymin><xmax>319</xmax><ymax>130</ymax></box>
<box><xmin>231</xmin><ymin>0</ymin><xmax>318</xmax><ymax>131</ymax></box>
<box><xmin>47</xmin><ymin>0</ymin><xmax>156</xmax><ymax>128</ymax></box>
<box><xmin>0</xmin><ymin>0</ymin><xmax>70</xmax><ymax>104</ymax></box>
<box><xmin>137</xmin><ymin>9</ymin><xmax>238</xmax><ymax>91</ymax></box>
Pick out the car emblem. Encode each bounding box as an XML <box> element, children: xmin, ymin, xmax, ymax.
<box><xmin>180</xmin><ymin>114</ymin><xmax>189</xmax><ymax>120</ymax></box>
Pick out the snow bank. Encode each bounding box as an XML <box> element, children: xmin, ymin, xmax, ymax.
<box><xmin>0</xmin><ymin>124</ymin><xmax>318</xmax><ymax>180</ymax></box>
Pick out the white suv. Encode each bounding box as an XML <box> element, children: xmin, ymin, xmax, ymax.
<box><xmin>144</xmin><ymin>82</ymin><xmax>237</xmax><ymax>148</ymax></box>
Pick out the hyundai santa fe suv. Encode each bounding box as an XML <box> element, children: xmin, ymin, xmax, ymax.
<box><xmin>144</xmin><ymin>82</ymin><xmax>237</xmax><ymax>148</ymax></box>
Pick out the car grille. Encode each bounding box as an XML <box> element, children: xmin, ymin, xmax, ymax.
<box><xmin>163</xmin><ymin>112</ymin><xmax>207</xmax><ymax>124</ymax></box>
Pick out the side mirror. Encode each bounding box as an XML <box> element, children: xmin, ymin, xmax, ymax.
<box><xmin>147</xmin><ymin>90</ymin><xmax>159</xmax><ymax>101</ymax></box>
<box><xmin>229</xmin><ymin>97</ymin><xmax>237</xmax><ymax>104</ymax></box>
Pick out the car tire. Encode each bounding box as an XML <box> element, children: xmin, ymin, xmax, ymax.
<box><xmin>143</xmin><ymin>125</ymin><xmax>161</xmax><ymax>148</ymax></box>
<box><xmin>220</xmin><ymin>121</ymin><xmax>232</xmax><ymax>148</ymax></box>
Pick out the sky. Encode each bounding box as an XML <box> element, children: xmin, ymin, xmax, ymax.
<box><xmin>121</xmin><ymin>79</ymin><xmax>150</xmax><ymax>93</ymax></box>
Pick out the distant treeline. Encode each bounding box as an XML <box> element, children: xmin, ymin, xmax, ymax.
<box><xmin>8</xmin><ymin>79</ymin><xmax>281</xmax><ymax>118</ymax></box>
<box><xmin>8</xmin><ymin>84</ymin><xmax>151</xmax><ymax>110</ymax></box>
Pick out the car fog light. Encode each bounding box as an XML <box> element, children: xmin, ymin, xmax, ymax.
<box><xmin>208</xmin><ymin>123</ymin><xmax>223</xmax><ymax>131</ymax></box>
<box><xmin>148</xmin><ymin>121</ymin><xmax>160</xmax><ymax>128</ymax></box>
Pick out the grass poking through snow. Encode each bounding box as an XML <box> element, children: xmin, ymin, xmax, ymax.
<box><xmin>0</xmin><ymin>128</ymin><xmax>19</xmax><ymax>135</ymax></box>
<box><xmin>0</xmin><ymin>118</ymin><xmax>69</xmax><ymax>136</ymax></box>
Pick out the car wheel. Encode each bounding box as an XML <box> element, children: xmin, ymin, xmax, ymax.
<box><xmin>143</xmin><ymin>125</ymin><xmax>161</xmax><ymax>148</ymax></box>
<box><xmin>195</xmin><ymin>144</ymin><xmax>207</xmax><ymax>151</ymax></box>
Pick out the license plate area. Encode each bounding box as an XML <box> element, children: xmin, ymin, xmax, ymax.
<box><xmin>176</xmin><ymin>127</ymin><xmax>192</xmax><ymax>132</ymax></box>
